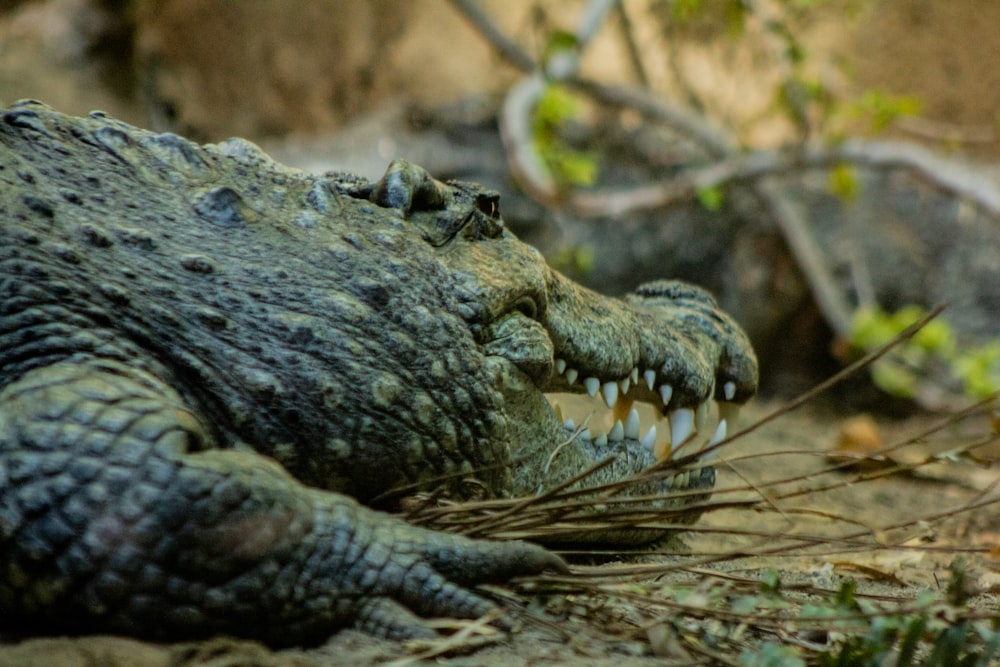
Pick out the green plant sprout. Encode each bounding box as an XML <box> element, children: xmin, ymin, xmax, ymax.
<box><xmin>850</xmin><ymin>305</ymin><xmax>1000</xmax><ymax>400</ymax></box>
<box><xmin>532</xmin><ymin>83</ymin><xmax>599</xmax><ymax>189</ymax></box>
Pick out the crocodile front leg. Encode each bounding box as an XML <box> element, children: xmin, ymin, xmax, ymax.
<box><xmin>0</xmin><ymin>359</ymin><xmax>564</xmax><ymax>643</ymax></box>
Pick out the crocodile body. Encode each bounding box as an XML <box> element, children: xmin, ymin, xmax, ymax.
<box><xmin>0</xmin><ymin>101</ymin><xmax>757</xmax><ymax>644</ymax></box>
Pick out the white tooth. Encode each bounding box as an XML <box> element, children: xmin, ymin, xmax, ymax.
<box><xmin>619</xmin><ymin>377</ymin><xmax>630</xmax><ymax>395</ymax></box>
<box><xmin>670</xmin><ymin>408</ymin><xmax>695</xmax><ymax>451</ymax></box>
<box><xmin>584</xmin><ymin>376</ymin><xmax>600</xmax><ymax>397</ymax></box>
<box><xmin>608</xmin><ymin>419</ymin><xmax>624</xmax><ymax>442</ymax></box>
<box><xmin>640</xmin><ymin>425</ymin><xmax>657</xmax><ymax>451</ymax></box>
<box><xmin>724</xmin><ymin>380</ymin><xmax>736</xmax><ymax>401</ymax></box>
<box><xmin>565</xmin><ymin>368</ymin><xmax>578</xmax><ymax>385</ymax></box>
<box><xmin>564</xmin><ymin>418</ymin><xmax>575</xmax><ymax>430</ymax></box>
<box><xmin>696</xmin><ymin>401</ymin><xmax>709</xmax><ymax>431</ymax></box>
<box><xmin>718</xmin><ymin>401</ymin><xmax>742</xmax><ymax>427</ymax></box>
<box><xmin>701</xmin><ymin>419</ymin><xmax>727</xmax><ymax>460</ymax></box>
<box><xmin>602</xmin><ymin>381</ymin><xmax>618</xmax><ymax>408</ymax></box>
<box><xmin>644</xmin><ymin>369</ymin><xmax>656</xmax><ymax>391</ymax></box>
<box><xmin>594</xmin><ymin>433</ymin><xmax>608</xmax><ymax>447</ymax></box>
<box><xmin>555</xmin><ymin>358</ymin><xmax>567</xmax><ymax>375</ymax></box>
<box><xmin>579</xmin><ymin>428</ymin><xmax>591</xmax><ymax>441</ymax></box>
<box><xmin>624</xmin><ymin>408</ymin><xmax>641</xmax><ymax>440</ymax></box>
<box><xmin>659</xmin><ymin>384</ymin><xmax>673</xmax><ymax>406</ymax></box>
<box><xmin>630</xmin><ymin>367</ymin><xmax>639</xmax><ymax>384</ymax></box>
<box><xmin>708</xmin><ymin>419</ymin><xmax>727</xmax><ymax>446</ymax></box>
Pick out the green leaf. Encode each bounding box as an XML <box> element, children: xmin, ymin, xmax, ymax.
<box><xmin>739</xmin><ymin>642</ymin><xmax>805</xmax><ymax>667</ymax></box>
<box><xmin>671</xmin><ymin>0</ymin><xmax>704</xmax><ymax>22</ymax></box>
<box><xmin>759</xmin><ymin>568</ymin><xmax>782</xmax><ymax>594</ymax></box>
<box><xmin>852</xmin><ymin>90</ymin><xmax>923</xmax><ymax>132</ymax></box>
<box><xmin>828</xmin><ymin>163</ymin><xmax>859</xmax><ymax>202</ymax></box>
<box><xmin>542</xmin><ymin>30</ymin><xmax>578</xmax><ymax>63</ymax></box>
<box><xmin>896</xmin><ymin>615</ymin><xmax>927</xmax><ymax>667</ymax></box>
<box><xmin>696</xmin><ymin>185</ymin><xmax>724</xmax><ymax>211</ymax></box>
<box><xmin>871</xmin><ymin>360</ymin><xmax>918</xmax><ymax>398</ymax></box>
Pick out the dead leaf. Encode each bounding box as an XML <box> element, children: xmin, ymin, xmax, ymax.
<box><xmin>830</xmin><ymin>561</ymin><xmax>907</xmax><ymax>585</ymax></box>
<box><xmin>828</xmin><ymin>415</ymin><xmax>895</xmax><ymax>470</ymax></box>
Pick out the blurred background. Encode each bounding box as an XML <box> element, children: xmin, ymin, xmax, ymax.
<box><xmin>2</xmin><ymin>0</ymin><xmax>999</xmax><ymax>406</ymax></box>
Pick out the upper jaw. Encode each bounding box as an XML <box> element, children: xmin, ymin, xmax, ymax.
<box><xmin>537</xmin><ymin>279</ymin><xmax>758</xmax><ymax>462</ymax></box>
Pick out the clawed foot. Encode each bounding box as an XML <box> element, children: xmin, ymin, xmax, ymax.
<box><xmin>324</xmin><ymin>501</ymin><xmax>567</xmax><ymax>640</ymax></box>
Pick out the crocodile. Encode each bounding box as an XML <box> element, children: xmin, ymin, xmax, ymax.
<box><xmin>0</xmin><ymin>101</ymin><xmax>758</xmax><ymax>645</ymax></box>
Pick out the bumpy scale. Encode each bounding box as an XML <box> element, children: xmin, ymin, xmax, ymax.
<box><xmin>0</xmin><ymin>102</ymin><xmax>757</xmax><ymax>644</ymax></box>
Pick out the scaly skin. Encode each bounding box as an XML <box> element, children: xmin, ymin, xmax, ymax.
<box><xmin>0</xmin><ymin>101</ymin><xmax>757</xmax><ymax>643</ymax></box>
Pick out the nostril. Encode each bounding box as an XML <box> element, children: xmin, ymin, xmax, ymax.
<box><xmin>512</xmin><ymin>296</ymin><xmax>538</xmax><ymax>319</ymax></box>
<box><xmin>476</xmin><ymin>192</ymin><xmax>500</xmax><ymax>219</ymax></box>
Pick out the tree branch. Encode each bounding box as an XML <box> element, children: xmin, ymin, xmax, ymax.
<box><xmin>446</xmin><ymin>0</ymin><xmax>536</xmax><ymax>73</ymax></box>
<box><xmin>447</xmin><ymin>0</ymin><xmax>984</xmax><ymax>341</ymax></box>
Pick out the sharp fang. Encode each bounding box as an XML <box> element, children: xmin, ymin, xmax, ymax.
<box><xmin>723</xmin><ymin>380</ymin><xmax>736</xmax><ymax>401</ymax></box>
<box><xmin>640</xmin><ymin>424</ymin><xmax>656</xmax><ymax>451</ymax></box>
<box><xmin>565</xmin><ymin>368</ymin><xmax>578</xmax><ymax>385</ymax></box>
<box><xmin>670</xmin><ymin>408</ymin><xmax>695</xmax><ymax>451</ymax></box>
<box><xmin>602</xmin><ymin>381</ymin><xmax>618</xmax><ymax>408</ymax></box>
<box><xmin>644</xmin><ymin>369</ymin><xmax>656</xmax><ymax>391</ymax></box>
<box><xmin>718</xmin><ymin>401</ymin><xmax>742</xmax><ymax>427</ymax></box>
<box><xmin>619</xmin><ymin>377</ymin><xmax>630</xmax><ymax>395</ymax></box>
<box><xmin>659</xmin><ymin>384</ymin><xmax>673</xmax><ymax>406</ymax></box>
<box><xmin>608</xmin><ymin>419</ymin><xmax>624</xmax><ymax>442</ymax></box>
<box><xmin>594</xmin><ymin>433</ymin><xmax>608</xmax><ymax>447</ymax></box>
<box><xmin>579</xmin><ymin>428</ymin><xmax>591</xmax><ymax>441</ymax></box>
<box><xmin>624</xmin><ymin>408</ymin><xmax>641</xmax><ymax>440</ymax></box>
<box><xmin>630</xmin><ymin>367</ymin><xmax>639</xmax><ymax>384</ymax></box>
<box><xmin>555</xmin><ymin>358</ymin><xmax>567</xmax><ymax>375</ymax></box>
<box><xmin>584</xmin><ymin>376</ymin><xmax>600</xmax><ymax>397</ymax></box>
<box><xmin>708</xmin><ymin>418</ymin><xmax>727</xmax><ymax>446</ymax></box>
<box><xmin>701</xmin><ymin>419</ymin><xmax>727</xmax><ymax>460</ymax></box>
<box><xmin>564</xmin><ymin>418</ymin><xmax>575</xmax><ymax>429</ymax></box>
<box><xmin>695</xmin><ymin>401</ymin><xmax>709</xmax><ymax>432</ymax></box>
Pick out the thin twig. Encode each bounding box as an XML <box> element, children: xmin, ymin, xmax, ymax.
<box><xmin>446</xmin><ymin>0</ymin><xmax>536</xmax><ymax>73</ymax></box>
<box><xmin>614</xmin><ymin>1</ymin><xmax>651</xmax><ymax>88</ymax></box>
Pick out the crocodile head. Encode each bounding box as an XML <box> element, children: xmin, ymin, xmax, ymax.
<box><xmin>0</xmin><ymin>100</ymin><xmax>756</xmax><ymax>543</ymax></box>
<box><xmin>361</xmin><ymin>161</ymin><xmax>758</xmax><ymax>512</ymax></box>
